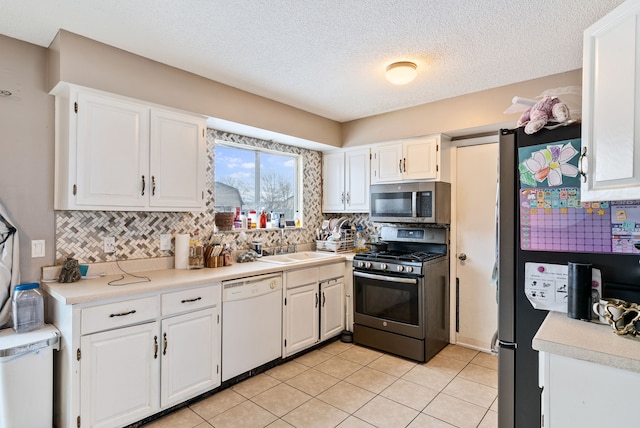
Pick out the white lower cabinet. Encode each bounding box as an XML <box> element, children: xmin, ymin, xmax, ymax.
<box><xmin>320</xmin><ymin>278</ymin><xmax>345</xmax><ymax>341</ymax></box>
<box><xmin>539</xmin><ymin>351</ymin><xmax>640</xmax><ymax>427</ymax></box>
<box><xmin>283</xmin><ymin>263</ymin><xmax>345</xmax><ymax>358</ymax></box>
<box><xmin>284</xmin><ymin>282</ymin><xmax>320</xmax><ymax>356</ymax></box>
<box><xmin>52</xmin><ymin>283</ymin><xmax>221</xmax><ymax>428</ymax></box>
<box><xmin>80</xmin><ymin>322</ymin><xmax>160</xmax><ymax>428</ymax></box>
<box><xmin>160</xmin><ymin>307</ymin><xmax>220</xmax><ymax>408</ymax></box>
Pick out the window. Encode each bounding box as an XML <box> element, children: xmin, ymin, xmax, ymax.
<box><xmin>214</xmin><ymin>141</ymin><xmax>300</xmax><ymax>220</ymax></box>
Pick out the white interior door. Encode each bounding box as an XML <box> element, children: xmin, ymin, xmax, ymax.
<box><xmin>455</xmin><ymin>142</ymin><xmax>498</xmax><ymax>351</ymax></box>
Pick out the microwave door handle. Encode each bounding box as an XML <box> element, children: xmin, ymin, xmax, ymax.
<box><xmin>411</xmin><ymin>192</ymin><xmax>417</xmax><ymax>217</ymax></box>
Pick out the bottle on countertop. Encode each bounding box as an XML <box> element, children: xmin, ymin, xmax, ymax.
<box><xmin>260</xmin><ymin>210</ymin><xmax>267</xmax><ymax>229</ymax></box>
<box><xmin>240</xmin><ymin>211</ymin><xmax>247</xmax><ymax>229</ymax></box>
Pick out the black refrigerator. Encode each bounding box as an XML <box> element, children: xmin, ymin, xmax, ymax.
<box><xmin>497</xmin><ymin>125</ymin><xmax>640</xmax><ymax>428</ymax></box>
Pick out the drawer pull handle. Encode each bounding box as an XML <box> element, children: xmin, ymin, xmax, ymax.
<box><xmin>109</xmin><ymin>309</ymin><xmax>136</xmax><ymax>318</ymax></box>
<box><xmin>181</xmin><ymin>297</ymin><xmax>202</xmax><ymax>304</ymax></box>
<box><xmin>163</xmin><ymin>332</ymin><xmax>168</xmax><ymax>356</ymax></box>
<box><xmin>154</xmin><ymin>336</ymin><xmax>158</xmax><ymax>359</ymax></box>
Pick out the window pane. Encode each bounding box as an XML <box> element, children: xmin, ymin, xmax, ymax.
<box><xmin>260</xmin><ymin>152</ymin><xmax>296</xmax><ymax>219</ymax></box>
<box><xmin>214</xmin><ymin>143</ymin><xmax>298</xmax><ymax>220</ymax></box>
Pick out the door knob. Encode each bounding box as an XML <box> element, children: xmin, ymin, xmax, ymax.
<box><xmin>458</xmin><ymin>253</ymin><xmax>467</xmax><ymax>261</ymax></box>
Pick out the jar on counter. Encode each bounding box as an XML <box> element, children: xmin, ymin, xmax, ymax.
<box><xmin>12</xmin><ymin>283</ymin><xmax>44</xmax><ymax>333</ymax></box>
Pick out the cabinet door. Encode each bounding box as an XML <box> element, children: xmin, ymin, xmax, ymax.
<box><xmin>149</xmin><ymin>109</ymin><xmax>206</xmax><ymax>210</ymax></box>
<box><xmin>284</xmin><ymin>283</ymin><xmax>319</xmax><ymax>357</ymax></box>
<box><xmin>80</xmin><ymin>322</ymin><xmax>160</xmax><ymax>428</ymax></box>
<box><xmin>320</xmin><ymin>279</ymin><xmax>345</xmax><ymax>341</ymax></box>
<box><xmin>581</xmin><ymin>1</ymin><xmax>640</xmax><ymax>201</ymax></box>
<box><xmin>75</xmin><ymin>91</ymin><xmax>149</xmax><ymax>208</ymax></box>
<box><xmin>372</xmin><ymin>142</ymin><xmax>403</xmax><ymax>183</ymax></box>
<box><xmin>345</xmin><ymin>148</ymin><xmax>370</xmax><ymax>212</ymax></box>
<box><xmin>161</xmin><ymin>307</ymin><xmax>220</xmax><ymax>408</ymax></box>
<box><xmin>322</xmin><ymin>152</ymin><xmax>346</xmax><ymax>212</ymax></box>
<box><xmin>404</xmin><ymin>137</ymin><xmax>438</xmax><ymax>180</ymax></box>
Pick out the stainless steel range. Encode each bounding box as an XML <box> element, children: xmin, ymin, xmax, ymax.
<box><xmin>353</xmin><ymin>225</ymin><xmax>449</xmax><ymax>362</ymax></box>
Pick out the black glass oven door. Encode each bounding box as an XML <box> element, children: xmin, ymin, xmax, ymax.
<box><xmin>354</xmin><ymin>271</ymin><xmax>423</xmax><ymax>339</ymax></box>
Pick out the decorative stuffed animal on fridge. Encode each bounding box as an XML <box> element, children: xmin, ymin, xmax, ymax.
<box><xmin>517</xmin><ymin>96</ymin><xmax>570</xmax><ymax>134</ymax></box>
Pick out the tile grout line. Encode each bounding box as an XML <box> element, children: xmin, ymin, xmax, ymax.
<box><xmin>180</xmin><ymin>344</ymin><xmax>497</xmax><ymax>428</ymax></box>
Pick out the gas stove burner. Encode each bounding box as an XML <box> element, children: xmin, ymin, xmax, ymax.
<box><xmin>354</xmin><ymin>250</ymin><xmax>444</xmax><ymax>263</ymax></box>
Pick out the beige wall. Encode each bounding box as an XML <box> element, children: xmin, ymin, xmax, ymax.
<box><xmin>0</xmin><ymin>35</ymin><xmax>55</xmax><ymax>282</ymax></box>
<box><xmin>48</xmin><ymin>30</ymin><xmax>343</xmax><ymax>148</ymax></box>
<box><xmin>342</xmin><ymin>69</ymin><xmax>582</xmax><ymax>146</ymax></box>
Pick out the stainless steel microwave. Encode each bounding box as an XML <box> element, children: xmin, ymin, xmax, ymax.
<box><xmin>369</xmin><ymin>181</ymin><xmax>451</xmax><ymax>224</ymax></box>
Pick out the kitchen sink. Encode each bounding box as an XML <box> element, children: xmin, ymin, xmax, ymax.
<box><xmin>261</xmin><ymin>251</ymin><xmax>338</xmax><ymax>265</ymax></box>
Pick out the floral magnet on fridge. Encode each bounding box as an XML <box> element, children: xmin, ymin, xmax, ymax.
<box><xmin>517</xmin><ymin>139</ymin><xmax>580</xmax><ymax>188</ymax></box>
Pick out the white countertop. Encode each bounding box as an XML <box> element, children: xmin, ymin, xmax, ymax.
<box><xmin>42</xmin><ymin>253</ymin><xmax>347</xmax><ymax>306</ymax></box>
<box><xmin>532</xmin><ymin>311</ymin><xmax>640</xmax><ymax>373</ymax></box>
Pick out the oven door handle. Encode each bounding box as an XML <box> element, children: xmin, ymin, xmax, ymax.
<box><xmin>354</xmin><ymin>271</ymin><xmax>418</xmax><ymax>284</ymax></box>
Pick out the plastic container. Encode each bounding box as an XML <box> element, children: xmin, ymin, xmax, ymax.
<box><xmin>0</xmin><ymin>324</ymin><xmax>59</xmax><ymax>427</ymax></box>
<box><xmin>12</xmin><ymin>282</ymin><xmax>44</xmax><ymax>333</ymax></box>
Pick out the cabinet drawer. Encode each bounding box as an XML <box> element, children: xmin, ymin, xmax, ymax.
<box><xmin>319</xmin><ymin>262</ymin><xmax>345</xmax><ymax>281</ymax></box>
<box><xmin>286</xmin><ymin>267</ymin><xmax>319</xmax><ymax>289</ymax></box>
<box><xmin>162</xmin><ymin>283</ymin><xmax>220</xmax><ymax>316</ymax></box>
<box><xmin>81</xmin><ymin>296</ymin><xmax>160</xmax><ymax>335</ymax></box>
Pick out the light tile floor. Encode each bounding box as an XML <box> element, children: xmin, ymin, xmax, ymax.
<box><xmin>143</xmin><ymin>342</ymin><xmax>498</xmax><ymax>428</ymax></box>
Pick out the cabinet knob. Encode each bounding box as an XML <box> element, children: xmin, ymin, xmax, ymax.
<box><xmin>458</xmin><ymin>253</ymin><xmax>467</xmax><ymax>261</ymax></box>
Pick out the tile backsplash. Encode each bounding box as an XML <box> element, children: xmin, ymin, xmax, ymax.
<box><xmin>55</xmin><ymin>129</ymin><xmax>326</xmax><ymax>263</ymax></box>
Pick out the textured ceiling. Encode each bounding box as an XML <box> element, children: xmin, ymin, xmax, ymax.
<box><xmin>0</xmin><ymin>0</ymin><xmax>626</xmax><ymax>122</ymax></box>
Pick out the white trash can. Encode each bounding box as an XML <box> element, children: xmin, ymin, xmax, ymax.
<box><xmin>0</xmin><ymin>324</ymin><xmax>59</xmax><ymax>428</ymax></box>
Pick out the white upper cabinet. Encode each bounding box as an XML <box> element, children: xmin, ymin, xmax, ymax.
<box><xmin>74</xmin><ymin>91</ymin><xmax>150</xmax><ymax>209</ymax></box>
<box><xmin>371</xmin><ymin>134</ymin><xmax>450</xmax><ymax>184</ymax></box>
<box><xmin>322</xmin><ymin>147</ymin><xmax>370</xmax><ymax>213</ymax></box>
<box><xmin>52</xmin><ymin>84</ymin><xmax>206</xmax><ymax>211</ymax></box>
<box><xmin>149</xmin><ymin>109</ymin><xmax>206</xmax><ymax>209</ymax></box>
<box><xmin>580</xmin><ymin>0</ymin><xmax>640</xmax><ymax>201</ymax></box>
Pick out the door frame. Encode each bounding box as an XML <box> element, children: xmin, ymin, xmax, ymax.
<box><xmin>449</xmin><ymin>134</ymin><xmax>499</xmax><ymax>347</ymax></box>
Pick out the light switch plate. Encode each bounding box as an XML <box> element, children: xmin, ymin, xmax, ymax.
<box><xmin>31</xmin><ymin>240</ymin><xmax>45</xmax><ymax>258</ymax></box>
<box><xmin>160</xmin><ymin>233</ymin><xmax>171</xmax><ymax>251</ymax></box>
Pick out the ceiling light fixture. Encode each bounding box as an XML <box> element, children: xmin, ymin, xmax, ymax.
<box><xmin>385</xmin><ymin>61</ymin><xmax>417</xmax><ymax>85</ymax></box>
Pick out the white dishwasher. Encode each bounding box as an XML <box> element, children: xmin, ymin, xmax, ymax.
<box><xmin>222</xmin><ymin>273</ymin><xmax>283</xmax><ymax>381</ymax></box>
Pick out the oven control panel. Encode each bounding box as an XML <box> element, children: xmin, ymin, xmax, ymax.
<box><xmin>354</xmin><ymin>260</ymin><xmax>422</xmax><ymax>276</ymax></box>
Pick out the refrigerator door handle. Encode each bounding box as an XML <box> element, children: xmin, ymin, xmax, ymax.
<box><xmin>498</xmin><ymin>340</ymin><xmax>517</xmax><ymax>350</ymax></box>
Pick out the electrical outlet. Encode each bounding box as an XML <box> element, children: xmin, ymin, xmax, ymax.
<box><xmin>103</xmin><ymin>237</ymin><xmax>116</xmax><ymax>254</ymax></box>
<box><xmin>160</xmin><ymin>233</ymin><xmax>171</xmax><ymax>251</ymax></box>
